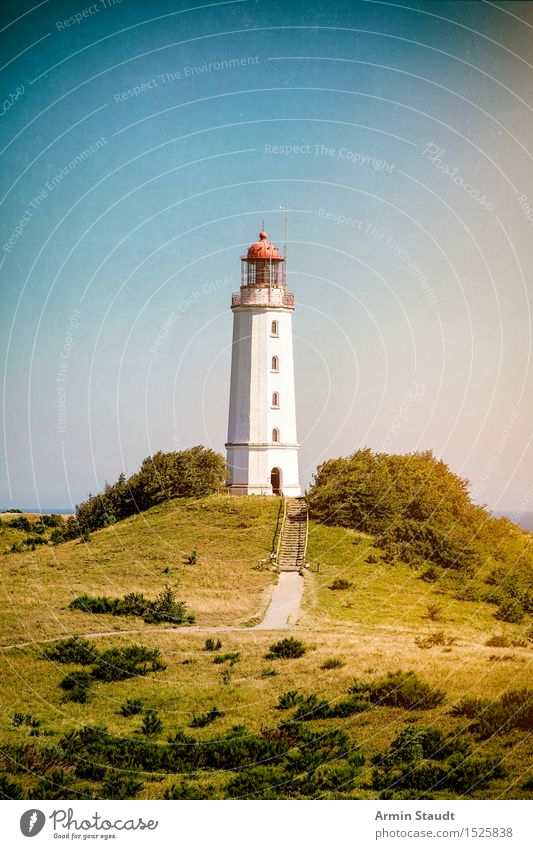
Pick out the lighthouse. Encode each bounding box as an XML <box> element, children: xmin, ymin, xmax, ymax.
<box><xmin>225</xmin><ymin>228</ymin><xmax>301</xmax><ymax>496</ymax></box>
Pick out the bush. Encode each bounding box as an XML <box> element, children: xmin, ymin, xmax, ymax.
<box><xmin>164</xmin><ymin>781</ymin><xmax>217</xmax><ymax>799</ymax></box>
<box><xmin>328</xmin><ymin>696</ymin><xmax>369</xmax><ymax>718</ymax></box>
<box><xmin>475</xmin><ymin>689</ymin><xmax>533</xmax><ymax>738</ymax></box>
<box><xmin>190</xmin><ymin>707</ymin><xmax>224</xmax><ymax>728</ymax></box>
<box><xmin>225</xmin><ymin>766</ymin><xmax>285</xmax><ymax>800</ymax></box>
<box><xmin>350</xmin><ymin>670</ymin><xmax>445</xmax><ymax>710</ymax></box>
<box><xmin>91</xmin><ymin>645</ymin><xmax>165</xmax><ymax>682</ymax></box>
<box><xmin>204</xmin><ymin>638</ymin><xmax>222</xmax><ymax>652</ymax></box>
<box><xmin>414</xmin><ymin>631</ymin><xmax>456</xmax><ymax>649</ymax></box>
<box><xmin>450</xmin><ymin>696</ymin><xmax>489</xmax><ymax>719</ymax></box>
<box><xmin>276</xmin><ymin>691</ymin><xmax>302</xmax><ymax>710</ymax></box>
<box><xmin>143</xmin><ymin>586</ymin><xmax>195</xmax><ymax>625</ymax></box>
<box><xmin>445</xmin><ymin>754</ymin><xmax>505</xmax><ymax>793</ymax></box>
<box><xmin>59</xmin><ymin>670</ymin><xmax>93</xmax><ymax>703</ymax></box>
<box><xmin>321</xmin><ymin>657</ymin><xmax>344</xmax><ymax>670</ymax></box>
<box><xmin>186</xmin><ymin>550</ymin><xmax>197</xmax><ymax>565</ymax></box>
<box><xmin>265</xmin><ymin>638</ymin><xmax>307</xmax><ymax>660</ymax></box>
<box><xmin>70</xmin><ymin>589</ymin><xmax>195</xmax><ymax>625</ymax></box>
<box><xmin>425</xmin><ymin>603</ymin><xmax>445</xmax><ymax>622</ymax></box>
<box><xmin>43</xmin><ymin>636</ymin><xmax>99</xmax><ymax>665</ymax></box>
<box><xmin>140</xmin><ymin>711</ymin><xmax>163</xmax><ymax>737</ymax></box>
<box><xmin>213</xmin><ymin>652</ymin><xmax>240</xmax><ymax>665</ymax></box>
<box><xmin>293</xmin><ymin>694</ymin><xmax>330</xmax><ymax>721</ymax></box>
<box><xmin>101</xmin><ymin>770</ymin><xmax>144</xmax><ymax>799</ymax></box>
<box><xmin>329</xmin><ymin>578</ymin><xmax>353</xmax><ymax>590</ymax></box>
<box><xmin>495</xmin><ymin>597</ymin><xmax>525</xmax><ymax>624</ymax></box>
<box><xmin>0</xmin><ymin>774</ymin><xmax>24</xmax><ymax>799</ymax></box>
<box><xmin>29</xmin><ymin>769</ymin><xmax>90</xmax><ymax>800</ymax></box>
<box><xmin>61</xmin><ymin>446</ymin><xmax>226</xmax><ymax>540</ymax></box>
<box><xmin>120</xmin><ymin>699</ymin><xmax>143</xmax><ymax>717</ymax></box>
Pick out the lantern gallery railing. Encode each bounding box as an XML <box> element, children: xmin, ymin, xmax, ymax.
<box><xmin>231</xmin><ymin>290</ymin><xmax>295</xmax><ymax>308</ymax></box>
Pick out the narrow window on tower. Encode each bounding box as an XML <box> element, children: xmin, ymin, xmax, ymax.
<box><xmin>271</xmin><ymin>320</ymin><xmax>279</xmax><ymax>337</ymax></box>
<box><xmin>272</xmin><ymin>392</ymin><xmax>279</xmax><ymax>408</ymax></box>
<box><xmin>271</xmin><ymin>355</ymin><xmax>279</xmax><ymax>372</ymax></box>
<box><xmin>272</xmin><ymin>428</ymin><xmax>280</xmax><ymax>443</ymax></box>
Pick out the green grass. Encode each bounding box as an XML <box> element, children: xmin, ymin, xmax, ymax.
<box><xmin>0</xmin><ymin>495</ymin><xmax>280</xmax><ymax>644</ymax></box>
<box><xmin>0</xmin><ymin>499</ymin><xmax>531</xmax><ymax>800</ymax></box>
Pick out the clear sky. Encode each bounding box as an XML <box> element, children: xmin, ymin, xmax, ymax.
<box><xmin>1</xmin><ymin>0</ymin><xmax>532</xmax><ymax>513</ymax></box>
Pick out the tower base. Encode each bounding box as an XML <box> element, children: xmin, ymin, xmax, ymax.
<box><xmin>225</xmin><ymin>444</ymin><xmax>301</xmax><ymax>497</ymax></box>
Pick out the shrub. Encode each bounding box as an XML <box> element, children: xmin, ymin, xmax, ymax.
<box><xmin>265</xmin><ymin>638</ymin><xmax>307</xmax><ymax>660</ymax></box>
<box><xmin>495</xmin><ymin>597</ymin><xmax>525</xmax><ymax>624</ymax></box>
<box><xmin>91</xmin><ymin>645</ymin><xmax>166</xmax><ymax>682</ymax></box>
<box><xmin>276</xmin><ymin>691</ymin><xmax>302</xmax><ymax>710</ymax></box>
<box><xmin>366</xmin><ymin>553</ymin><xmax>379</xmax><ymax>564</ymax></box>
<box><xmin>293</xmin><ymin>694</ymin><xmax>330</xmax><ymax>721</ymax></box>
<box><xmin>190</xmin><ymin>707</ymin><xmax>224</xmax><ymax>728</ymax></box>
<box><xmin>350</xmin><ymin>670</ymin><xmax>445</xmax><ymax>710</ymax></box>
<box><xmin>414</xmin><ymin>631</ymin><xmax>456</xmax><ymax>650</ymax></box>
<box><xmin>475</xmin><ymin>689</ymin><xmax>533</xmax><ymax>738</ymax></box>
<box><xmin>164</xmin><ymin>781</ymin><xmax>216</xmax><ymax>799</ymax></box>
<box><xmin>213</xmin><ymin>652</ymin><xmax>240</xmax><ymax>665</ymax></box>
<box><xmin>29</xmin><ymin>769</ymin><xmax>90</xmax><ymax>800</ymax></box>
<box><xmin>225</xmin><ymin>766</ymin><xmax>285</xmax><ymax>799</ymax></box>
<box><xmin>445</xmin><ymin>754</ymin><xmax>505</xmax><ymax>793</ymax></box>
<box><xmin>450</xmin><ymin>696</ymin><xmax>489</xmax><ymax>719</ymax></box>
<box><xmin>329</xmin><ymin>578</ymin><xmax>353</xmax><ymax>590</ymax></box>
<box><xmin>0</xmin><ymin>774</ymin><xmax>24</xmax><ymax>799</ymax></box>
<box><xmin>328</xmin><ymin>696</ymin><xmax>369</xmax><ymax>718</ymax></box>
<box><xmin>43</xmin><ymin>636</ymin><xmax>99</xmax><ymax>665</ymax></box>
<box><xmin>75</xmin><ymin>760</ymin><xmax>106</xmax><ymax>781</ymax></box>
<box><xmin>120</xmin><ymin>699</ymin><xmax>143</xmax><ymax>717</ymax></box>
<box><xmin>11</xmin><ymin>713</ymin><xmax>40</xmax><ymax>728</ymax></box>
<box><xmin>69</xmin><ymin>594</ymin><xmax>117</xmax><ymax>614</ymax></box>
<box><xmin>101</xmin><ymin>769</ymin><xmax>144</xmax><ymax>799</ymax></box>
<box><xmin>321</xmin><ymin>657</ymin><xmax>344</xmax><ymax>670</ymax></box>
<box><xmin>204</xmin><ymin>638</ymin><xmax>222</xmax><ymax>652</ymax></box>
<box><xmin>59</xmin><ymin>670</ymin><xmax>93</xmax><ymax>703</ymax></box>
<box><xmin>140</xmin><ymin>711</ymin><xmax>163</xmax><ymax>737</ymax></box>
<box><xmin>186</xmin><ymin>550</ymin><xmax>197</xmax><ymax>565</ymax></box>
<box><xmin>420</xmin><ymin>565</ymin><xmax>444</xmax><ymax>582</ymax></box>
<box><xmin>143</xmin><ymin>586</ymin><xmax>195</xmax><ymax>625</ymax></box>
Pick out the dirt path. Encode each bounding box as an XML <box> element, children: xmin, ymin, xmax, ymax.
<box><xmin>0</xmin><ymin>573</ymin><xmax>306</xmax><ymax>649</ymax></box>
<box><xmin>253</xmin><ymin>571</ymin><xmax>304</xmax><ymax>630</ymax></box>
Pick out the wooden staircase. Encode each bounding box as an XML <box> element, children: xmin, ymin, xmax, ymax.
<box><xmin>276</xmin><ymin>496</ymin><xmax>308</xmax><ymax>572</ymax></box>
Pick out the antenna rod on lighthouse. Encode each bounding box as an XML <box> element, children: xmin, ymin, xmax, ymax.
<box><xmin>280</xmin><ymin>203</ymin><xmax>291</xmax><ymax>258</ymax></box>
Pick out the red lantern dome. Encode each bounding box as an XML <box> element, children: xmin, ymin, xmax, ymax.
<box><xmin>246</xmin><ymin>230</ymin><xmax>281</xmax><ymax>260</ymax></box>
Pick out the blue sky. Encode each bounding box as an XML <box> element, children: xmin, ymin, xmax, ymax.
<box><xmin>1</xmin><ymin>0</ymin><xmax>533</xmax><ymax>512</ymax></box>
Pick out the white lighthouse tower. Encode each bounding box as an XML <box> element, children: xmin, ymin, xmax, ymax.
<box><xmin>225</xmin><ymin>228</ymin><xmax>301</xmax><ymax>496</ymax></box>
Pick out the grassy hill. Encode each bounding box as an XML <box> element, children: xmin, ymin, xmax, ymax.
<box><xmin>0</xmin><ymin>496</ymin><xmax>531</xmax><ymax>800</ymax></box>
<box><xmin>0</xmin><ymin>495</ymin><xmax>281</xmax><ymax>645</ymax></box>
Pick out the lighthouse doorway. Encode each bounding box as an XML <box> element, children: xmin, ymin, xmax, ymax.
<box><xmin>271</xmin><ymin>467</ymin><xmax>282</xmax><ymax>496</ymax></box>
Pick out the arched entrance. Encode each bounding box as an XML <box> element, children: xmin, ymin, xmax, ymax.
<box><xmin>271</xmin><ymin>467</ymin><xmax>282</xmax><ymax>495</ymax></box>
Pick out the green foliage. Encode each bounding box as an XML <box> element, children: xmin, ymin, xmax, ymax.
<box><xmin>276</xmin><ymin>690</ymin><xmax>302</xmax><ymax>710</ymax></box>
<box><xmin>61</xmin><ymin>446</ymin><xmax>226</xmax><ymax>539</ymax></box>
<box><xmin>204</xmin><ymin>638</ymin><xmax>222</xmax><ymax>652</ymax></box>
<box><xmin>495</xmin><ymin>597</ymin><xmax>525</xmax><ymax>623</ymax></box>
<box><xmin>265</xmin><ymin>637</ymin><xmax>307</xmax><ymax>660</ymax></box>
<box><xmin>70</xmin><ymin>588</ymin><xmax>195</xmax><ymax>625</ymax></box>
<box><xmin>143</xmin><ymin>586</ymin><xmax>196</xmax><ymax>625</ymax></box>
<box><xmin>42</xmin><ymin>636</ymin><xmax>99</xmax><ymax>665</ymax></box>
<box><xmin>164</xmin><ymin>781</ymin><xmax>216</xmax><ymax>799</ymax></box>
<box><xmin>186</xmin><ymin>549</ymin><xmax>198</xmax><ymax>565</ymax></box>
<box><xmin>100</xmin><ymin>769</ymin><xmax>144</xmax><ymax>799</ymax></box>
<box><xmin>190</xmin><ymin>707</ymin><xmax>224</xmax><ymax>728</ymax></box>
<box><xmin>8</xmin><ymin>516</ymin><xmax>31</xmax><ymax>532</ymax></box>
<box><xmin>450</xmin><ymin>689</ymin><xmax>533</xmax><ymax>738</ymax></box>
<box><xmin>11</xmin><ymin>713</ymin><xmax>40</xmax><ymax>729</ymax></box>
<box><xmin>293</xmin><ymin>693</ymin><xmax>330</xmax><ymax>720</ymax></box>
<box><xmin>120</xmin><ymin>699</ymin><xmax>144</xmax><ymax>717</ymax></box>
<box><xmin>329</xmin><ymin>578</ymin><xmax>353</xmax><ymax>590</ymax></box>
<box><xmin>308</xmin><ymin>449</ymin><xmax>533</xmax><ymax>588</ymax></box>
<box><xmin>59</xmin><ymin>670</ymin><xmax>93</xmax><ymax>703</ymax></box>
<box><xmin>213</xmin><ymin>652</ymin><xmax>240</xmax><ymax>665</ymax></box>
<box><xmin>349</xmin><ymin>670</ymin><xmax>445</xmax><ymax>710</ymax></box>
<box><xmin>414</xmin><ymin>631</ymin><xmax>456</xmax><ymax>649</ymax></box>
<box><xmin>91</xmin><ymin>645</ymin><xmax>166</xmax><ymax>682</ymax></box>
<box><xmin>0</xmin><ymin>774</ymin><xmax>24</xmax><ymax>799</ymax></box>
<box><xmin>29</xmin><ymin>769</ymin><xmax>91</xmax><ymax>800</ymax></box>
<box><xmin>371</xmin><ymin>725</ymin><xmax>503</xmax><ymax>798</ymax></box>
<box><xmin>140</xmin><ymin>711</ymin><xmax>163</xmax><ymax>737</ymax></box>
